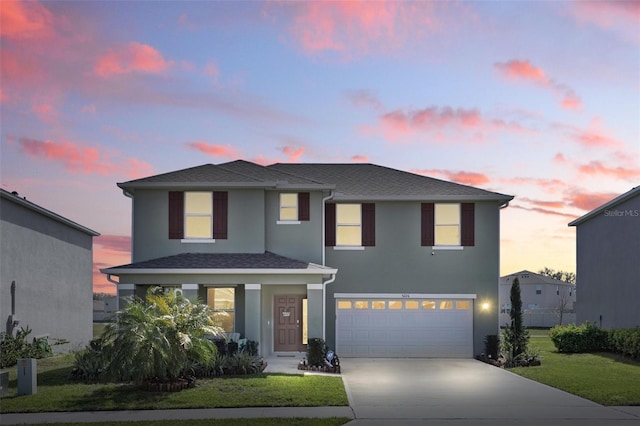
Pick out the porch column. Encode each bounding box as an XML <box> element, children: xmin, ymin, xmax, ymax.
<box><xmin>117</xmin><ymin>284</ymin><xmax>135</xmax><ymax>310</ymax></box>
<box><xmin>181</xmin><ymin>283</ymin><xmax>198</xmax><ymax>300</ymax></box>
<box><xmin>244</xmin><ymin>284</ymin><xmax>261</xmax><ymax>344</ymax></box>
<box><xmin>306</xmin><ymin>284</ymin><xmax>324</xmax><ymax>343</ymax></box>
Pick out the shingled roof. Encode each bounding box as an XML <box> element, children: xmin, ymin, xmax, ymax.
<box><xmin>101</xmin><ymin>251</ymin><xmax>335</xmax><ymax>273</ymax></box>
<box><xmin>117</xmin><ymin>160</ymin><xmax>512</xmax><ymax>202</ymax></box>
<box><xmin>270</xmin><ymin>163</ymin><xmax>512</xmax><ymax>201</ymax></box>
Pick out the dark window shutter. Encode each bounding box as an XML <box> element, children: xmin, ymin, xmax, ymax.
<box><xmin>461</xmin><ymin>203</ymin><xmax>475</xmax><ymax>246</ymax></box>
<box><xmin>298</xmin><ymin>192</ymin><xmax>310</xmax><ymax>221</ymax></box>
<box><xmin>213</xmin><ymin>191</ymin><xmax>228</xmax><ymax>239</ymax></box>
<box><xmin>168</xmin><ymin>191</ymin><xmax>184</xmax><ymax>239</ymax></box>
<box><xmin>325</xmin><ymin>203</ymin><xmax>336</xmax><ymax>247</ymax></box>
<box><xmin>421</xmin><ymin>203</ymin><xmax>434</xmax><ymax>246</ymax></box>
<box><xmin>362</xmin><ymin>203</ymin><xmax>376</xmax><ymax>247</ymax></box>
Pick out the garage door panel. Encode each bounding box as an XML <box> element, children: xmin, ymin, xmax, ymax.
<box><xmin>336</xmin><ymin>298</ymin><xmax>473</xmax><ymax>358</ymax></box>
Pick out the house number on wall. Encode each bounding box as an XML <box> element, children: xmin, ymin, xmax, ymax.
<box><xmin>401</xmin><ymin>294</ymin><xmax>411</xmax><ymax>298</ymax></box>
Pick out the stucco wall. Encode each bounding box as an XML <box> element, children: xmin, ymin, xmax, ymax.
<box><xmin>265</xmin><ymin>191</ymin><xmax>324</xmax><ymax>264</ymax></box>
<box><xmin>575</xmin><ymin>194</ymin><xmax>640</xmax><ymax>329</ymax></box>
<box><xmin>132</xmin><ymin>189</ymin><xmax>267</xmax><ymax>262</ymax></box>
<box><xmin>324</xmin><ymin>200</ymin><xmax>503</xmax><ymax>355</ymax></box>
<box><xmin>0</xmin><ymin>199</ymin><xmax>94</xmax><ymax>352</ymax></box>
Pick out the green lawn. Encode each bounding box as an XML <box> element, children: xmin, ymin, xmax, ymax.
<box><xmin>510</xmin><ymin>329</ymin><xmax>640</xmax><ymax>406</ymax></box>
<box><xmin>0</xmin><ymin>354</ymin><xmax>348</xmax><ymax>414</ymax></box>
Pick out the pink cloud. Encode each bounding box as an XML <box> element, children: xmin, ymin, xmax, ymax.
<box><xmin>572</xmin><ymin>129</ymin><xmax>621</xmax><ymax>148</ymax></box>
<box><xmin>187</xmin><ymin>141</ymin><xmax>239</xmax><ymax>159</ymax></box>
<box><xmin>351</xmin><ymin>155</ymin><xmax>369</xmax><ymax>162</ymax></box>
<box><xmin>374</xmin><ymin>106</ymin><xmax>524</xmax><ymax>142</ymax></box>
<box><xmin>281</xmin><ymin>146</ymin><xmax>305</xmax><ymax>162</ymax></box>
<box><xmin>0</xmin><ymin>0</ymin><xmax>54</xmax><ymax>40</ymax></box>
<box><xmin>281</xmin><ymin>1</ymin><xmax>454</xmax><ymax>58</ymax></box>
<box><xmin>95</xmin><ymin>42</ymin><xmax>171</xmax><ymax>77</ymax></box>
<box><xmin>509</xmin><ymin>204</ymin><xmax>575</xmax><ymax>219</ymax></box>
<box><xmin>413</xmin><ymin>169</ymin><xmax>490</xmax><ymax>186</ymax></box>
<box><xmin>499</xmin><ymin>176</ymin><xmax>566</xmax><ymax>193</ymax></box>
<box><xmin>18</xmin><ymin>137</ymin><xmax>154</xmax><ymax>178</ymax></box>
<box><xmin>577</xmin><ymin>161</ymin><xmax>640</xmax><ymax>180</ymax></box>
<box><xmin>204</xmin><ymin>61</ymin><xmax>220</xmax><ymax>79</ymax></box>
<box><xmin>519</xmin><ymin>197</ymin><xmax>565</xmax><ymax>209</ymax></box>
<box><xmin>494</xmin><ymin>59</ymin><xmax>582</xmax><ymax>110</ymax></box>
<box><xmin>570</xmin><ymin>1</ymin><xmax>640</xmax><ymax>43</ymax></box>
<box><xmin>32</xmin><ymin>103</ymin><xmax>59</xmax><ymax>124</ymax></box>
<box><xmin>494</xmin><ymin>59</ymin><xmax>548</xmax><ymax>84</ymax></box>
<box><xmin>564</xmin><ymin>189</ymin><xmax>619</xmax><ymax>211</ymax></box>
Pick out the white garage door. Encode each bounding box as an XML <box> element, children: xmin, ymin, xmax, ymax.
<box><xmin>336</xmin><ymin>296</ymin><xmax>474</xmax><ymax>358</ymax></box>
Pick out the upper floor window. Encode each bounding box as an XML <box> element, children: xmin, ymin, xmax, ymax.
<box><xmin>336</xmin><ymin>204</ymin><xmax>362</xmax><ymax>246</ymax></box>
<box><xmin>278</xmin><ymin>192</ymin><xmax>310</xmax><ymax>223</ymax></box>
<box><xmin>169</xmin><ymin>191</ymin><xmax>227</xmax><ymax>240</ymax></box>
<box><xmin>325</xmin><ymin>202</ymin><xmax>375</xmax><ymax>247</ymax></box>
<box><xmin>185</xmin><ymin>192</ymin><xmax>213</xmax><ymax>239</ymax></box>
<box><xmin>280</xmin><ymin>193</ymin><xmax>298</xmax><ymax>221</ymax></box>
<box><xmin>421</xmin><ymin>202</ymin><xmax>474</xmax><ymax>247</ymax></box>
<box><xmin>435</xmin><ymin>203</ymin><xmax>460</xmax><ymax>246</ymax></box>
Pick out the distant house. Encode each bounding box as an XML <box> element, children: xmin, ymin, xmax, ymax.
<box><xmin>0</xmin><ymin>189</ymin><xmax>100</xmax><ymax>352</ymax></box>
<box><xmin>93</xmin><ymin>296</ymin><xmax>117</xmax><ymax>322</ymax></box>
<box><xmin>499</xmin><ymin>270</ymin><xmax>576</xmax><ymax>327</ymax></box>
<box><xmin>102</xmin><ymin>160</ymin><xmax>513</xmax><ymax>358</ymax></box>
<box><xmin>569</xmin><ymin>186</ymin><xmax>640</xmax><ymax>329</ymax></box>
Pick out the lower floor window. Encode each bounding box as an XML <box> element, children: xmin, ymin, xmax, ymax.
<box><xmin>207</xmin><ymin>287</ymin><xmax>235</xmax><ymax>332</ymax></box>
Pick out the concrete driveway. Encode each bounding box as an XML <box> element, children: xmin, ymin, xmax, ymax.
<box><xmin>341</xmin><ymin>358</ymin><xmax>640</xmax><ymax>425</ymax></box>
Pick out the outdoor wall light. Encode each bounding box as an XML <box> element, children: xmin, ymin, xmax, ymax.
<box><xmin>481</xmin><ymin>302</ymin><xmax>490</xmax><ymax>312</ymax></box>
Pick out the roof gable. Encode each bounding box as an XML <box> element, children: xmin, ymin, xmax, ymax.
<box><xmin>569</xmin><ymin>186</ymin><xmax>640</xmax><ymax>226</ymax></box>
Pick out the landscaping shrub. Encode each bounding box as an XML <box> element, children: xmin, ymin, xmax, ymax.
<box><xmin>307</xmin><ymin>337</ymin><xmax>327</xmax><ymax>366</ymax></box>
<box><xmin>0</xmin><ymin>326</ymin><xmax>53</xmax><ymax>368</ymax></box>
<box><xmin>608</xmin><ymin>327</ymin><xmax>640</xmax><ymax>360</ymax></box>
<box><xmin>484</xmin><ymin>334</ymin><xmax>499</xmax><ymax>359</ymax></box>
<box><xmin>550</xmin><ymin>323</ymin><xmax>609</xmax><ymax>353</ymax></box>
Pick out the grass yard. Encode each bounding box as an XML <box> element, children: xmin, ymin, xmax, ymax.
<box><xmin>0</xmin><ymin>354</ymin><xmax>348</xmax><ymax>414</ymax></box>
<box><xmin>510</xmin><ymin>329</ymin><xmax>640</xmax><ymax>406</ymax></box>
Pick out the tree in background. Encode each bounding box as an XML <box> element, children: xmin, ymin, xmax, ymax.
<box><xmin>538</xmin><ymin>267</ymin><xmax>576</xmax><ymax>284</ymax></box>
<box><xmin>501</xmin><ymin>277</ymin><xmax>529</xmax><ymax>366</ymax></box>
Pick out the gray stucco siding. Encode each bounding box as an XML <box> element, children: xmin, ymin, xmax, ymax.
<box><xmin>1</xmin><ymin>201</ymin><xmax>94</xmax><ymax>353</ymax></box>
<box><xmin>265</xmin><ymin>191</ymin><xmax>324</xmax><ymax>265</ymax></box>
<box><xmin>575</xmin><ymin>194</ymin><xmax>640</xmax><ymax>328</ymax></box>
<box><xmin>324</xmin><ymin>200</ymin><xmax>501</xmax><ymax>355</ymax></box>
<box><xmin>132</xmin><ymin>189</ymin><xmax>266</xmax><ymax>262</ymax></box>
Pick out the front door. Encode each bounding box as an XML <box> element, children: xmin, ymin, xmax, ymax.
<box><xmin>274</xmin><ymin>295</ymin><xmax>303</xmax><ymax>351</ymax></box>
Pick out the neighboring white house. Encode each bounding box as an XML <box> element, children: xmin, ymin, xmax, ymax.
<box><xmin>93</xmin><ymin>296</ymin><xmax>117</xmax><ymax>322</ymax></box>
<box><xmin>499</xmin><ymin>270</ymin><xmax>576</xmax><ymax>328</ymax></box>
<box><xmin>569</xmin><ymin>186</ymin><xmax>640</xmax><ymax>329</ymax></box>
<box><xmin>1</xmin><ymin>189</ymin><xmax>100</xmax><ymax>352</ymax></box>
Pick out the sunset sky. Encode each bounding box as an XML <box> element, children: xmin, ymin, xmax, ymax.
<box><xmin>1</xmin><ymin>1</ymin><xmax>638</xmax><ymax>295</ymax></box>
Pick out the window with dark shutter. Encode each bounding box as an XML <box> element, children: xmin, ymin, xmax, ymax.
<box><xmin>298</xmin><ymin>192</ymin><xmax>310</xmax><ymax>221</ymax></box>
<box><xmin>213</xmin><ymin>191</ymin><xmax>228</xmax><ymax>239</ymax></box>
<box><xmin>421</xmin><ymin>203</ymin><xmax>435</xmax><ymax>246</ymax></box>
<box><xmin>168</xmin><ymin>191</ymin><xmax>184</xmax><ymax>239</ymax></box>
<box><xmin>325</xmin><ymin>203</ymin><xmax>336</xmax><ymax>246</ymax></box>
<box><xmin>461</xmin><ymin>203</ymin><xmax>475</xmax><ymax>246</ymax></box>
<box><xmin>362</xmin><ymin>203</ymin><xmax>376</xmax><ymax>246</ymax></box>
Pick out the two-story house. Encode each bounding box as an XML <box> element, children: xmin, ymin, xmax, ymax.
<box><xmin>102</xmin><ymin>160</ymin><xmax>513</xmax><ymax>358</ymax></box>
<box><xmin>499</xmin><ymin>270</ymin><xmax>576</xmax><ymax>327</ymax></box>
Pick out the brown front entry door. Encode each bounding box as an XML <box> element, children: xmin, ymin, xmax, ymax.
<box><xmin>274</xmin><ymin>295</ymin><xmax>303</xmax><ymax>351</ymax></box>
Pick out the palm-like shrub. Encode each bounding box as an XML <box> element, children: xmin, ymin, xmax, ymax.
<box><xmin>101</xmin><ymin>287</ymin><xmax>223</xmax><ymax>385</ymax></box>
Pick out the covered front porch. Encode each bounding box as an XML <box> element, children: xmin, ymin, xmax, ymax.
<box><xmin>101</xmin><ymin>252</ymin><xmax>337</xmax><ymax>357</ymax></box>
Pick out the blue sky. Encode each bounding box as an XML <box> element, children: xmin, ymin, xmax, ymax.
<box><xmin>1</xmin><ymin>1</ymin><xmax>638</xmax><ymax>293</ymax></box>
